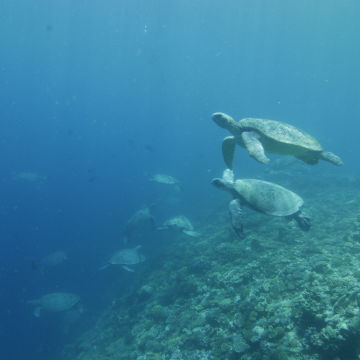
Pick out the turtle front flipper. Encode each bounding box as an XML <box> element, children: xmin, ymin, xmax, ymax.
<box><xmin>320</xmin><ymin>151</ymin><xmax>343</xmax><ymax>166</ymax></box>
<box><xmin>241</xmin><ymin>131</ymin><xmax>270</xmax><ymax>164</ymax></box>
<box><xmin>228</xmin><ymin>199</ymin><xmax>245</xmax><ymax>238</ymax></box>
<box><xmin>33</xmin><ymin>306</ymin><xmax>42</xmax><ymax>317</ymax></box>
<box><xmin>222</xmin><ymin>136</ymin><xmax>236</xmax><ymax>169</ymax></box>
<box><xmin>122</xmin><ymin>265</ymin><xmax>135</xmax><ymax>272</ymax></box>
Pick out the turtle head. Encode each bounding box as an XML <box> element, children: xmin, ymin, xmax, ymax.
<box><xmin>211</xmin><ymin>178</ymin><xmax>226</xmax><ymax>189</ymax></box>
<box><xmin>212</xmin><ymin>112</ymin><xmax>235</xmax><ymax>129</ymax></box>
<box><xmin>211</xmin><ymin>169</ymin><xmax>235</xmax><ymax>192</ymax></box>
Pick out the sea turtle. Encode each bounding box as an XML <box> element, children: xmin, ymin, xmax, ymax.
<box><xmin>28</xmin><ymin>292</ymin><xmax>81</xmax><ymax>317</ymax></box>
<box><xmin>123</xmin><ymin>206</ymin><xmax>156</xmax><ymax>243</ymax></box>
<box><xmin>13</xmin><ymin>171</ymin><xmax>47</xmax><ymax>182</ymax></box>
<box><xmin>149</xmin><ymin>173</ymin><xmax>181</xmax><ymax>191</ymax></box>
<box><xmin>33</xmin><ymin>250</ymin><xmax>68</xmax><ymax>272</ymax></box>
<box><xmin>212</xmin><ymin>112</ymin><xmax>343</xmax><ymax>168</ymax></box>
<box><xmin>212</xmin><ymin>169</ymin><xmax>310</xmax><ymax>237</ymax></box>
<box><xmin>158</xmin><ymin>215</ymin><xmax>201</xmax><ymax>237</ymax></box>
<box><xmin>100</xmin><ymin>246</ymin><xmax>146</xmax><ymax>272</ymax></box>
<box><xmin>41</xmin><ymin>251</ymin><xmax>68</xmax><ymax>267</ymax></box>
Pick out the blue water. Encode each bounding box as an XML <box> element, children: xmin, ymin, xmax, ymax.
<box><xmin>0</xmin><ymin>1</ymin><xmax>359</xmax><ymax>359</ymax></box>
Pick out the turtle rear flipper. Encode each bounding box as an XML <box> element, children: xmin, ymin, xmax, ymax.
<box><xmin>295</xmin><ymin>152</ymin><xmax>319</xmax><ymax>165</ymax></box>
<box><xmin>33</xmin><ymin>306</ymin><xmax>42</xmax><ymax>317</ymax></box>
<box><xmin>222</xmin><ymin>136</ymin><xmax>236</xmax><ymax>169</ymax></box>
<box><xmin>320</xmin><ymin>151</ymin><xmax>343</xmax><ymax>166</ymax></box>
<box><xmin>228</xmin><ymin>199</ymin><xmax>245</xmax><ymax>238</ymax></box>
<box><xmin>122</xmin><ymin>265</ymin><xmax>135</xmax><ymax>272</ymax></box>
<box><xmin>98</xmin><ymin>263</ymin><xmax>110</xmax><ymax>271</ymax></box>
<box><xmin>241</xmin><ymin>131</ymin><xmax>270</xmax><ymax>164</ymax></box>
<box><xmin>174</xmin><ymin>184</ymin><xmax>182</xmax><ymax>192</ymax></box>
<box><xmin>183</xmin><ymin>230</ymin><xmax>201</xmax><ymax>237</ymax></box>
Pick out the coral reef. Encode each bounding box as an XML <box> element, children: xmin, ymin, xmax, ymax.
<box><xmin>62</xmin><ymin>181</ymin><xmax>360</xmax><ymax>360</ymax></box>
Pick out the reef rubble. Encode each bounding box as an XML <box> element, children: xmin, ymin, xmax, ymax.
<box><xmin>62</xmin><ymin>183</ymin><xmax>360</xmax><ymax>360</ymax></box>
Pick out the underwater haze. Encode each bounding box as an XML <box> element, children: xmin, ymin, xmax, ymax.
<box><xmin>0</xmin><ymin>1</ymin><xmax>360</xmax><ymax>359</ymax></box>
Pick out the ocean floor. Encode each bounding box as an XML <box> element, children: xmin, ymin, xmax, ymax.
<box><xmin>61</xmin><ymin>175</ymin><xmax>360</xmax><ymax>360</ymax></box>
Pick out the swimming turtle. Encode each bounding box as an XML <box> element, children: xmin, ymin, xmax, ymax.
<box><xmin>149</xmin><ymin>173</ymin><xmax>181</xmax><ymax>191</ymax></box>
<box><xmin>13</xmin><ymin>171</ymin><xmax>47</xmax><ymax>182</ymax></box>
<box><xmin>41</xmin><ymin>251</ymin><xmax>68</xmax><ymax>267</ymax></box>
<box><xmin>28</xmin><ymin>292</ymin><xmax>81</xmax><ymax>317</ymax></box>
<box><xmin>123</xmin><ymin>206</ymin><xmax>156</xmax><ymax>243</ymax></box>
<box><xmin>212</xmin><ymin>169</ymin><xmax>310</xmax><ymax>237</ymax></box>
<box><xmin>158</xmin><ymin>215</ymin><xmax>201</xmax><ymax>237</ymax></box>
<box><xmin>100</xmin><ymin>246</ymin><xmax>145</xmax><ymax>272</ymax></box>
<box><xmin>32</xmin><ymin>250</ymin><xmax>68</xmax><ymax>272</ymax></box>
<box><xmin>212</xmin><ymin>112</ymin><xmax>343</xmax><ymax>168</ymax></box>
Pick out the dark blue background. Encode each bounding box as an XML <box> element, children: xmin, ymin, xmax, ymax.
<box><xmin>0</xmin><ymin>1</ymin><xmax>359</xmax><ymax>358</ymax></box>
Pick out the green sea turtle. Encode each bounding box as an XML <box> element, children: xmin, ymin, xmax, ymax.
<box><xmin>123</xmin><ymin>205</ymin><xmax>156</xmax><ymax>243</ymax></box>
<box><xmin>158</xmin><ymin>215</ymin><xmax>201</xmax><ymax>237</ymax></box>
<box><xmin>28</xmin><ymin>292</ymin><xmax>81</xmax><ymax>317</ymax></box>
<box><xmin>212</xmin><ymin>169</ymin><xmax>310</xmax><ymax>237</ymax></box>
<box><xmin>32</xmin><ymin>250</ymin><xmax>68</xmax><ymax>272</ymax></box>
<box><xmin>13</xmin><ymin>171</ymin><xmax>47</xmax><ymax>182</ymax></box>
<box><xmin>149</xmin><ymin>173</ymin><xmax>181</xmax><ymax>191</ymax></box>
<box><xmin>99</xmin><ymin>246</ymin><xmax>146</xmax><ymax>272</ymax></box>
<box><xmin>212</xmin><ymin>112</ymin><xmax>343</xmax><ymax>168</ymax></box>
<box><xmin>41</xmin><ymin>251</ymin><xmax>68</xmax><ymax>267</ymax></box>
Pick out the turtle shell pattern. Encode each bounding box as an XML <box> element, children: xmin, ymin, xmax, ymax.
<box><xmin>109</xmin><ymin>248</ymin><xmax>144</xmax><ymax>265</ymax></box>
<box><xmin>164</xmin><ymin>215</ymin><xmax>193</xmax><ymax>231</ymax></box>
<box><xmin>239</xmin><ymin>118</ymin><xmax>322</xmax><ymax>151</ymax></box>
<box><xmin>233</xmin><ymin>179</ymin><xmax>304</xmax><ymax>216</ymax></box>
<box><xmin>39</xmin><ymin>292</ymin><xmax>80</xmax><ymax>312</ymax></box>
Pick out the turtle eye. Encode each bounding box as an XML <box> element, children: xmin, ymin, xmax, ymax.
<box><xmin>211</xmin><ymin>179</ymin><xmax>222</xmax><ymax>188</ymax></box>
